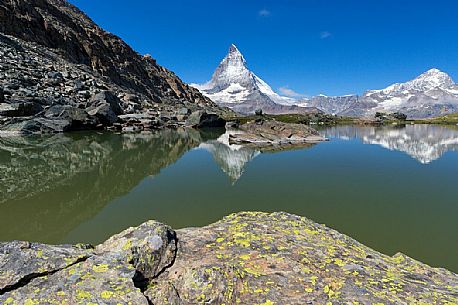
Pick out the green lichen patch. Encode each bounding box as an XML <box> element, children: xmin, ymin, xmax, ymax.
<box><xmin>147</xmin><ymin>212</ymin><xmax>458</xmax><ymax>305</ymax></box>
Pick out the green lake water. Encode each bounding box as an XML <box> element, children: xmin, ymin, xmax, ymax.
<box><xmin>0</xmin><ymin>124</ymin><xmax>457</xmax><ymax>272</ymax></box>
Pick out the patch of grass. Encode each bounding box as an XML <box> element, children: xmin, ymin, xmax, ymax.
<box><xmin>225</xmin><ymin>113</ymin><xmax>358</xmax><ymax>126</ymax></box>
<box><xmin>225</xmin><ymin>112</ymin><xmax>458</xmax><ymax>128</ymax></box>
<box><xmin>412</xmin><ymin>113</ymin><xmax>458</xmax><ymax>125</ymax></box>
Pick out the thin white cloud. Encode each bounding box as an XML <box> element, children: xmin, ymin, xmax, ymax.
<box><xmin>320</xmin><ymin>31</ymin><xmax>332</xmax><ymax>39</ymax></box>
<box><xmin>258</xmin><ymin>9</ymin><xmax>271</xmax><ymax>17</ymax></box>
<box><xmin>279</xmin><ymin>86</ymin><xmax>304</xmax><ymax>98</ymax></box>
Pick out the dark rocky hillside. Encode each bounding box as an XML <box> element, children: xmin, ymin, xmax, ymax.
<box><xmin>0</xmin><ymin>0</ymin><xmax>227</xmax><ymax>134</ymax></box>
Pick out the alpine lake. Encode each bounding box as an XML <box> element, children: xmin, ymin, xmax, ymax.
<box><xmin>0</xmin><ymin>124</ymin><xmax>457</xmax><ymax>273</ymax></box>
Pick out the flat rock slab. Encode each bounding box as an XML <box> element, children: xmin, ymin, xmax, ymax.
<box><xmin>0</xmin><ymin>213</ymin><xmax>457</xmax><ymax>305</ymax></box>
<box><xmin>229</xmin><ymin>120</ymin><xmax>327</xmax><ymax>147</ymax></box>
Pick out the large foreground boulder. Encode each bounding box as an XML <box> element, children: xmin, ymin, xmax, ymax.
<box><xmin>0</xmin><ymin>221</ymin><xmax>177</xmax><ymax>305</ymax></box>
<box><xmin>0</xmin><ymin>212</ymin><xmax>457</xmax><ymax>304</ymax></box>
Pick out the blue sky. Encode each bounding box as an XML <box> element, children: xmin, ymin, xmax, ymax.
<box><xmin>69</xmin><ymin>0</ymin><xmax>458</xmax><ymax>96</ymax></box>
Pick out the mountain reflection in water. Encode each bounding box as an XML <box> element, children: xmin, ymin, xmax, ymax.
<box><xmin>322</xmin><ymin>124</ymin><xmax>458</xmax><ymax>164</ymax></box>
<box><xmin>199</xmin><ymin>132</ymin><xmax>260</xmax><ymax>183</ymax></box>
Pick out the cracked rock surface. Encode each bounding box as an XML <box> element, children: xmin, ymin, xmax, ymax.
<box><xmin>1</xmin><ymin>212</ymin><xmax>457</xmax><ymax>304</ymax></box>
<box><xmin>0</xmin><ymin>221</ymin><xmax>176</xmax><ymax>304</ymax></box>
<box><xmin>0</xmin><ymin>241</ymin><xmax>92</xmax><ymax>293</ymax></box>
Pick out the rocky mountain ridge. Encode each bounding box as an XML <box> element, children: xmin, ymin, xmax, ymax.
<box><xmin>0</xmin><ymin>0</ymin><xmax>227</xmax><ymax>134</ymax></box>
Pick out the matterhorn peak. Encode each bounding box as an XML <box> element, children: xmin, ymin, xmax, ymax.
<box><xmin>204</xmin><ymin>44</ymin><xmax>252</xmax><ymax>91</ymax></box>
<box><xmin>192</xmin><ymin>44</ymin><xmax>309</xmax><ymax>114</ymax></box>
<box><xmin>222</xmin><ymin>44</ymin><xmax>247</xmax><ymax>67</ymax></box>
<box><xmin>229</xmin><ymin>44</ymin><xmax>241</xmax><ymax>54</ymax></box>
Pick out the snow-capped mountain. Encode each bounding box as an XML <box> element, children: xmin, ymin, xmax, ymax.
<box><xmin>297</xmin><ymin>94</ymin><xmax>359</xmax><ymax>115</ymax></box>
<box><xmin>192</xmin><ymin>45</ymin><xmax>321</xmax><ymax>115</ymax></box>
<box><xmin>300</xmin><ymin>69</ymin><xmax>458</xmax><ymax>118</ymax></box>
<box><xmin>371</xmin><ymin>69</ymin><xmax>454</xmax><ymax>94</ymax></box>
<box><xmin>361</xmin><ymin>69</ymin><xmax>458</xmax><ymax>118</ymax></box>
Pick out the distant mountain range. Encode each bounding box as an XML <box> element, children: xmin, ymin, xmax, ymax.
<box><xmin>300</xmin><ymin>68</ymin><xmax>458</xmax><ymax>118</ymax></box>
<box><xmin>193</xmin><ymin>45</ymin><xmax>458</xmax><ymax>118</ymax></box>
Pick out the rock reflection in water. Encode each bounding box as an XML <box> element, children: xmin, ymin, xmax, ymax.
<box><xmin>0</xmin><ymin>129</ymin><xmax>222</xmax><ymax>243</ymax></box>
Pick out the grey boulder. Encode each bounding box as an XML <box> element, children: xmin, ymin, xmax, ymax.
<box><xmin>86</xmin><ymin>91</ymin><xmax>123</xmax><ymax>125</ymax></box>
<box><xmin>186</xmin><ymin>111</ymin><xmax>226</xmax><ymax>128</ymax></box>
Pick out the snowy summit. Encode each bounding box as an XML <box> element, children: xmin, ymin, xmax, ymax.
<box><xmin>192</xmin><ymin>45</ymin><xmax>320</xmax><ymax>115</ymax></box>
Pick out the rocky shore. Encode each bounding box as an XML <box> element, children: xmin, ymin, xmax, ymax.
<box><xmin>1</xmin><ymin>212</ymin><xmax>456</xmax><ymax>304</ymax></box>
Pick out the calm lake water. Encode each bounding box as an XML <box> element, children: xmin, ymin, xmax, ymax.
<box><xmin>0</xmin><ymin>125</ymin><xmax>457</xmax><ymax>272</ymax></box>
